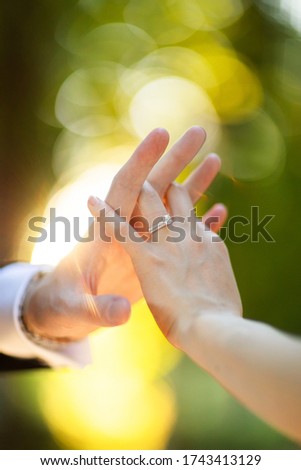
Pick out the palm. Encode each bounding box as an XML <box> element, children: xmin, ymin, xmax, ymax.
<box><xmin>74</xmin><ymin>234</ymin><xmax>142</xmax><ymax>303</ymax></box>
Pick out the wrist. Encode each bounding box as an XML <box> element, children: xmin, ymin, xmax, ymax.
<box><xmin>21</xmin><ymin>272</ymin><xmax>71</xmax><ymax>346</ymax></box>
<box><xmin>179</xmin><ymin>311</ymin><xmax>244</xmax><ymax>369</ymax></box>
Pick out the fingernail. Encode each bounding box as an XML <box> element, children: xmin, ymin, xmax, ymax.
<box><xmin>208</xmin><ymin>153</ymin><xmax>221</xmax><ymax>162</ymax></box>
<box><xmin>108</xmin><ymin>298</ymin><xmax>131</xmax><ymax>324</ymax></box>
<box><xmin>88</xmin><ymin>195</ymin><xmax>101</xmax><ymax>207</ymax></box>
<box><xmin>215</xmin><ymin>203</ymin><xmax>226</xmax><ymax>210</ymax></box>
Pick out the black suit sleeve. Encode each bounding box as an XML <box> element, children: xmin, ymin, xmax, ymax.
<box><xmin>0</xmin><ymin>353</ymin><xmax>48</xmax><ymax>372</ymax></box>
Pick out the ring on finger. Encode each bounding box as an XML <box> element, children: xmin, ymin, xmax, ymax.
<box><xmin>149</xmin><ymin>214</ymin><xmax>173</xmax><ymax>234</ymax></box>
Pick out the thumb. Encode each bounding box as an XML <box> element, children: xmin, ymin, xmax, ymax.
<box><xmin>84</xmin><ymin>294</ymin><xmax>131</xmax><ymax>328</ymax></box>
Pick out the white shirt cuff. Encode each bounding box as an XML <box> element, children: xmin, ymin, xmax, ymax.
<box><xmin>0</xmin><ymin>263</ymin><xmax>91</xmax><ymax>368</ymax></box>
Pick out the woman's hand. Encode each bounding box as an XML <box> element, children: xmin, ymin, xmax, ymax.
<box><xmin>88</xmin><ymin>179</ymin><xmax>242</xmax><ymax>349</ymax></box>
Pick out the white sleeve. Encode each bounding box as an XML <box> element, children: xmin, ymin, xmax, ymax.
<box><xmin>0</xmin><ymin>263</ymin><xmax>91</xmax><ymax>368</ymax></box>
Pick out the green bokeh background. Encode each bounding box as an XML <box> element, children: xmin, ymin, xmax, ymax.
<box><xmin>0</xmin><ymin>0</ymin><xmax>301</xmax><ymax>449</ymax></box>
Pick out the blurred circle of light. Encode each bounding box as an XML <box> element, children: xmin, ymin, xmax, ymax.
<box><xmin>124</xmin><ymin>0</ymin><xmax>195</xmax><ymax>45</ymax></box>
<box><xmin>90</xmin><ymin>300</ymin><xmax>180</xmax><ymax>382</ymax></box>
<box><xmin>56</xmin><ymin>15</ymin><xmax>157</xmax><ymax>66</ymax></box>
<box><xmin>37</xmin><ymin>305</ymin><xmax>178</xmax><ymax>450</ymax></box>
<box><xmin>78</xmin><ymin>0</ymin><xmax>106</xmax><ymax>20</ymax></box>
<box><xmin>127</xmin><ymin>76</ymin><xmax>221</xmax><ymax>148</ymax></box>
<box><xmin>52</xmin><ymin>131</ymin><xmax>138</xmax><ymax>179</ymax></box>
<box><xmin>199</xmin><ymin>47</ymin><xmax>263</xmax><ymax>123</ymax></box>
<box><xmin>116</xmin><ymin>47</ymin><xmax>219</xmax><ymax>131</ymax></box>
<box><xmin>55</xmin><ymin>65</ymin><xmax>122</xmax><ymax>137</ymax></box>
<box><xmin>124</xmin><ymin>0</ymin><xmax>249</xmax><ymax>44</ymax></box>
<box><xmin>75</xmin><ymin>23</ymin><xmax>157</xmax><ymax>67</ymax></box>
<box><xmin>171</xmin><ymin>0</ymin><xmax>249</xmax><ymax>31</ymax></box>
<box><xmin>37</xmin><ymin>303</ymin><xmax>179</xmax><ymax>450</ymax></box>
<box><xmin>219</xmin><ymin>110</ymin><xmax>286</xmax><ymax>181</ymax></box>
<box><xmin>121</xmin><ymin>46</ymin><xmax>219</xmax><ymax>94</ymax></box>
<box><xmin>39</xmin><ymin>368</ymin><xmax>176</xmax><ymax>450</ymax></box>
<box><xmin>31</xmin><ymin>162</ymin><xmax>122</xmax><ymax>265</ymax></box>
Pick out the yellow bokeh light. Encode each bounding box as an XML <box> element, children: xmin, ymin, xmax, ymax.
<box><xmin>127</xmin><ymin>76</ymin><xmax>221</xmax><ymax>148</ymax></box>
<box><xmin>55</xmin><ymin>65</ymin><xmax>122</xmax><ymax>137</ymax></box>
<box><xmin>120</xmin><ymin>46</ymin><xmax>218</xmax><ymax>93</ymax></box>
<box><xmin>30</xmin><ymin>163</ymin><xmax>180</xmax><ymax>449</ymax></box>
<box><xmin>76</xmin><ymin>23</ymin><xmax>157</xmax><ymax>66</ymax></box>
<box><xmin>52</xmin><ymin>128</ymin><xmax>139</xmax><ymax>178</ymax></box>
<box><xmin>199</xmin><ymin>47</ymin><xmax>263</xmax><ymax>123</ymax></box>
<box><xmin>31</xmin><ymin>162</ymin><xmax>121</xmax><ymax>265</ymax></box>
<box><xmin>38</xmin><ymin>302</ymin><xmax>179</xmax><ymax>449</ymax></box>
<box><xmin>91</xmin><ymin>300</ymin><xmax>180</xmax><ymax>382</ymax></box>
<box><xmin>171</xmin><ymin>0</ymin><xmax>248</xmax><ymax>31</ymax></box>
<box><xmin>124</xmin><ymin>0</ymin><xmax>194</xmax><ymax>45</ymax></box>
<box><xmin>39</xmin><ymin>368</ymin><xmax>176</xmax><ymax>449</ymax></box>
<box><xmin>124</xmin><ymin>0</ymin><xmax>249</xmax><ymax>45</ymax></box>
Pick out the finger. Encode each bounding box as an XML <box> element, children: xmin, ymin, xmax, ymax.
<box><xmin>202</xmin><ymin>203</ymin><xmax>228</xmax><ymax>233</ymax></box>
<box><xmin>134</xmin><ymin>181</ymin><xmax>168</xmax><ymax>233</ymax></box>
<box><xmin>184</xmin><ymin>153</ymin><xmax>221</xmax><ymax>205</ymax></box>
<box><xmin>105</xmin><ymin>128</ymin><xmax>169</xmax><ymax>218</ymax></box>
<box><xmin>87</xmin><ymin>196</ymin><xmax>147</xmax><ymax>259</ymax></box>
<box><xmin>147</xmin><ymin>126</ymin><xmax>206</xmax><ymax>197</ymax></box>
<box><xmin>166</xmin><ymin>182</ymin><xmax>193</xmax><ymax>217</ymax></box>
<box><xmin>85</xmin><ymin>294</ymin><xmax>131</xmax><ymax>327</ymax></box>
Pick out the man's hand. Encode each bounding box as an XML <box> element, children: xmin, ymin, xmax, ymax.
<box><xmin>22</xmin><ymin>127</ymin><xmax>226</xmax><ymax>341</ymax></box>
